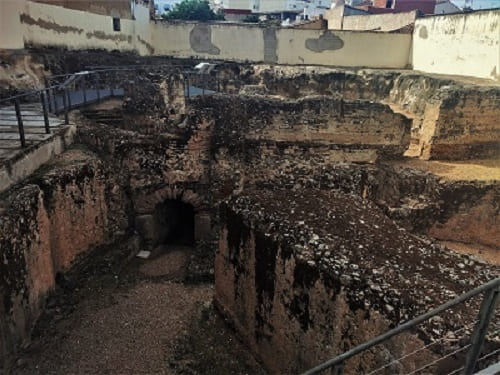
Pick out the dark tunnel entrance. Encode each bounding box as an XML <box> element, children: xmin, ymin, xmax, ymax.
<box><xmin>155</xmin><ymin>199</ymin><xmax>195</xmax><ymax>246</ymax></box>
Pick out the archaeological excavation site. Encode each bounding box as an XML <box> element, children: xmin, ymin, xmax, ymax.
<box><xmin>0</xmin><ymin>2</ymin><xmax>499</xmax><ymax>374</ymax></box>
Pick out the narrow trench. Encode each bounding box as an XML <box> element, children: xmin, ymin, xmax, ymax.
<box><xmin>13</xmin><ymin>199</ymin><xmax>265</xmax><ymax>375</ymax></box>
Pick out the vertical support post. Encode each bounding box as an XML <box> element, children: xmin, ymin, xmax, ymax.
<box><xmin>95</xmin><ymin>74</ymin><xmax>101</xmax><ymax>102</ymax></box>
<box><xmin>66</xmin><ymin>87</ymin><xmax>72</xmax><ymax>108</ymax></box>
<box><xmin>46</xmin><ymin>87</ymin><xmax>52</xmax><ymax>113</ymax></box>
<box><xmin>40</xmin><ymin>92</ymin><xmax>50</xmax><ymax>134</ymax></box>
<box><xmin>62</xmin><ymin>88</ymin><xmax>69</xmax><ymax>125</ymax></box>
<box><xmin>464</xmin><ymin>287</ymin><xmax>500</xmax><ymax>374</ymax></box>
<box><xmin>110</xmin><ymin>72</ymin><xmax>115</xmax><ymax>97</ymax></box>
<box><xmin>202</xmin><ymin>75</ymin><xmax>205</xmax><ymax>96</ymax></box>
<box><xmin>14</xmin><ymin>99</ymin><xmax>26</xmax><ymax>148</ymax></box>
<box><xmin>183</xmin><ymin>76</ymin><xmax>186</xmax><ymax>100</ymax></box>
<box><xmin>186</xmin><ymin>76</ymin><xmax>190</xmax><ymax>99</ymax></box>
<box><xmin>82</xmin><ymin>75</ymin><xmax>87</xmax><ymax>105</ymax></box>
<box><xmin>53</xmin><ymin>88</ymin><xmax>59</xmax><ymax>114</ymax></box>
<box><xmin>333</xmin><ymin>362</ymin><xmax>344</xmax><ymax>375</ymax></box>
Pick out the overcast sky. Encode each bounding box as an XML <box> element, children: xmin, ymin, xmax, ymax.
<box><xmin>451</xmin><ymin>0</ymin><xmax>500</xmax><ymax>9</ymax></box>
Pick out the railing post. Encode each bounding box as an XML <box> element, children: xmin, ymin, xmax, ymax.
<box><xmin>66</xmin><ymin>87</ymin><xmax>72</xmax><ymax>108</ymax></box>
<box><xmin>110</xmin><ymin>72</ymin><xmax>114</xmax><ymax>97</ymax></box>
<box><xmin>53</xmin><ymin>88</ymin><xmax>59</xmax><ymax>114</ymax></box>
<box><xmin>44</xmin><ymin>78</ymin><xmax>52</xmax><ymax>113</ymax></box>
<box><xmin>333</xmin><ymin>363</ymin><xmax>344</xmax><ymax>375</ymax></box>
<box><xmin>62</xmin><ymin>88</ymin><xmax>69</xmax><ymax>125</ymax></box>
<box><xmin>463</xmin><ymin>287</ymin><xmax>500</xmax><ymax>374</ymax></box>
<box><xmin>95</xmin><ymin>74</ymin><xmax>101</xmax><ymax>102</ymax></box>
<box><xmin>40</xmin><ymin>92</ymin><xmax>50</xmax><ymax>134</ymax></box>
<box><xmin>46</xmin><ymin>87</ymin><xmax>53</xmax><ymax>113</ymax></box>
<box><xmin>82</xmin><ymin>75</ymin><xmax>87</xmax><ymax>105</ymax></box>
<box><xmin>14</xmin><ymin>99</ymin><xmax>26</xmax><ymax>148</ymax></box>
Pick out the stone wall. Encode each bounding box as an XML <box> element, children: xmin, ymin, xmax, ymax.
<box><xmin>215</xmin><ymin>190</ymin><xmax>499</xmax><ymax>374</ymax></box>
<box><xmin>0</xmin><ymin>152</ymin><xmax>129</xmax><ymax>368</ymax></box>
<box><xmin>0</xmin><ymin>63</ymin><xmax>497</xmax><ymax>372</ymax></box>
<box><xmin>223</xmin><ymin>65</ymin><xmax>500</xmax><ymax>160</ymax></box>
<box><xmin>193</xmin><ymin>94</ymin><xmax>411</xmax><ymax>162</ymax></box>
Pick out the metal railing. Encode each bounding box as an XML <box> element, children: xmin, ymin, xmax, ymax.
<box><xmin>302</xmin><ymin>277</ymin><xmax>500</xmax><ymax>375</ymax></box>
<box><xmin>1</xmin><ymin>64</ymin><xmax>222</xmax><ymax>148</ymax></box>
<box><xmin>0</xmin><ymin>69</ymin><xmax>126</xmax><ymax>148</ymax></box>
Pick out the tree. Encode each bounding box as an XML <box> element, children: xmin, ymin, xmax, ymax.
<box><xmin>162</xmin><ymin>0</ymin><xmax>225</xmax><ymax>21</ymax></box>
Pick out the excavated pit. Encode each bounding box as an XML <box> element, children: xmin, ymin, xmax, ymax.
<box><xmin>1</xmin><ymin>54</ymin><xmax>499</xmax><ymax>374</ymax></box>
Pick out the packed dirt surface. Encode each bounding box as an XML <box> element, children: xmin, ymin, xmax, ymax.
<box><xmin>389</xmin><ymin>158</ymin><xmax>500</xmax><ymax>181</ymax></box>
<box><xmin>12</xmin><ymin>243</ymin><xmax>265</xmax><ymax>375</ymax></box>
<box><xmin>440</xmin><ymin>241</ymin><xmax>500</xmax><ymax>266</ymax></box>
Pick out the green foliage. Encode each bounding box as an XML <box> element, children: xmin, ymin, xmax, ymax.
<box><xmin>242</xmin><ymin>14</ymin><xmax>259</xmax><ymax>23</ymax></box>
<box><xmin>162</xmin><ymin>0</ymin><xmax>225</xmax><ymax>21</ymax></box>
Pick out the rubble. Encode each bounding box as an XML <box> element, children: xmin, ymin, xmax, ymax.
<box><xmin>0</xmin><ymin>55</ymin><xmax>498</xmax><ymax>373</ymax></box>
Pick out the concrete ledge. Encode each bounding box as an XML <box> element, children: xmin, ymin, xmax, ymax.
<box><xmin>0</xmin><ymin>125</ymin><xmax>76</xmax><ymax>193</ymax></box>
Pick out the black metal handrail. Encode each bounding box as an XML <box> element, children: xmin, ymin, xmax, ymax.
<box><xmin>1</xmin><ymin>65</ymin><xmax>221</xmax><ymax>148</ymax></box>
<box><xmin>302</xmin><ymin>277</ymin><xmax>500</xmax><ymax>375</ymax></box>
<box><xmin>0</xmin><ymin>69</ymin><xmax>126</xmax><ymax>148</ymax></box>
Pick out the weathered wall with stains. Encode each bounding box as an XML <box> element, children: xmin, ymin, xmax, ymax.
<box><xmin>0</xmin><ymin>0</ymin><xmax>154</xmax><ymax>56</ymax></box>
<box><xmin>21</xmin><ymin>0</ymin><xmax>136</xmax><ymax>53</ymax></box>
<box><xmin>412</xmin><ymin>10</ymin><xmax>500</xmax><ymax>81</ymax></box>
<box><xmin>325</xmin><ymin>10</ymin><xmax>418</xmax><ymax>32</ymax></box>
<box><xmin>215</xmin><ymin>192</ymin><xmax>498</xmax><ymax>374</ymax></box>
<box><xmin>151</xmin><ymin>22</ymin><xmax>412</xmax><ymax>68</ymax></box>
<box><xmin>30</xmin><ymin>0</ymin><xmax>133</xmax><ymax>19</ymax></box>
<box><xmin>1</xmin><ymin>0</ymin><xmax>499</xmax><ymax>80</ymax></box>
<box><xmin>0</xmin><ymin>152</ymin><xmax>129</xmax><ymax>369</ymax></box>
<box><xmin>275</xmin><ymin>28</ymin><xmax>411</xmax><ymax>67</ymax></box>
<box><xmin>152</xmin><ymin>22</ymin><xmax>267</xmax><ymax>62</ymax></box>
<box><xmin>0</xmin><ymin>0</ymin><xmax>25</xmax><ymax>49</ymax></box>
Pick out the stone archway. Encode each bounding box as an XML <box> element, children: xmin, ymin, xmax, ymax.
<box><xmin>134</xmin><ymin>186</ymin><xmax>211</xmax><ymax>248</ymax></box>
<box><xmin>154</xmin><ymin>199</ymin><xmax>195</xmax><ymax>246</ymax></box>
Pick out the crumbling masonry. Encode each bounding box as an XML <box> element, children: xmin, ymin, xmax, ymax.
<box><xmin>0</xmin><ymin>56</ymin><xmax>499</xmax><ymax>373</ymax></box>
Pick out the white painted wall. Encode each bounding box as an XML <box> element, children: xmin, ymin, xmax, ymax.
<box><xmin>0</xmin><ymin>0</ymin><xmax>26</xmax><ymax>49</ymax></box>
<box><xmin>22</xmin><ymin>1</ymin><xmax>137</xmax><ymax>52</ymax></box>
<box><xmin>0</xmin><ymin>0</ymin><xmax>153</xmax><ymax>55</ymax></box>
<box><xmin>412</xmin><ymin>10</ymin><xmax>500</xmax><ymax>81</ymax></box>
<box><xmin>327</xmin><ymin>10</ymin><xmax>418</xmax><ymax>32</ymax></box>
<box><xmin>151</xmin><ymin>22</ymin><xmax>412</xmax><ymax>68</ymax></box>
<box><xmin>1</xmin><ymin>0</ymin><xmax>499</xmax><ymax>81</ymax></box>
<box><xmin>151</xmin><ymin>22</ymin><xmax>267</xmax><ymax>61</ymax></box>
<box><xmin>275</xmin><ymin>29</ymin><xmax>411</xmax><ymax>67</ymax></box>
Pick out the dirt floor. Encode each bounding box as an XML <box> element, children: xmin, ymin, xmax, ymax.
<box><xmin>440</xmin><ymin>241</ymin><xmax>500</xmax><ymax>266</ymax></box>
<box><xmin>389</xmin><ymin>158</ymin><xmax>500</xmax><ymax>181</ymax></box>
<box><xmin>12</xmin><ymin>243</ymin><xmax>266</xmax><ymax>375</ymax></box>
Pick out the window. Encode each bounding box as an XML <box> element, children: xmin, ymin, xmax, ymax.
<box><xmin>113</xmin><ymin>17</ymin><xmax>121</xmax><ymax>32</ymax></box>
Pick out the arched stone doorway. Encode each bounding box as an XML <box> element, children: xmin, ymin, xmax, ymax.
<box><xmin>154</xmin><ymin>199</ymin><xmax>194</xmax><ymax>246</ymax></box>
<box><xmin>135</xmin><ymin>192</ymin><xmax>211</xmax><ymax>249</ymax></box>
